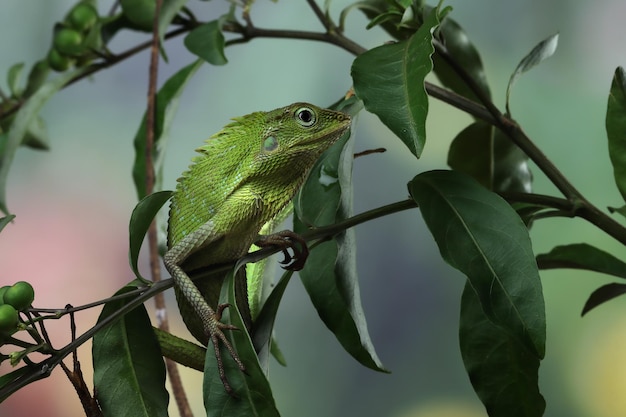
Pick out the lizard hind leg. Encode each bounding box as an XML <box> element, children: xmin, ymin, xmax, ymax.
<box><xmin>164</xmin><ymin>241</ymin><xmax>246</xmax><ymax>395</ymax></box>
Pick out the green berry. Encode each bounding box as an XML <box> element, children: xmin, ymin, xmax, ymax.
<box><xmin>48</xmin><ymin>48</ymin><xmax>71</xmax><ymax>72</ymax></box>
<box><xmin>68</xmin><ymin>3</ymin><xmax>98</xmax><ymax>32</ymax></box>
<box><xmin>53</xmin><ymin>28</ymin><xmax>84</xmax><ymax>56</ymax></box>
<box><xmin>0</xmin><ymin>304</ymin><xmax>18</xmax><ymax>334</ymax></box>
<box><xmin>3</xmin><ymin>281</ymin><xmax>35</xmax><ymax>311</ymax></box>
<box><xmin>120</xmin><ymin>0</ymin><xmax>156</xmax><ymax>32</ymax></box>
<box><xmin>0</xmin><ymin>286</ymin><xmax>10</xmax><ymax>304</ymax></box>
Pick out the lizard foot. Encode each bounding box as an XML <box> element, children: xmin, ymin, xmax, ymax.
<box><xmin>255</xmin><ymin>230</ymin><xmax>309</xmax><ymax>271</ymax></box>
<box><xmin>206</xmin><ymin>303</ymin><xmax>246</xmax><ymax>396</ymax></box>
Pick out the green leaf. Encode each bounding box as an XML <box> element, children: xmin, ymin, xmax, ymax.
<box><xmin>581</xmin><ymin>283</ymin><xmax>626</xmax><ymax>316</ymax></box>
<box><xmin>7</xmin><ymin>63</ymin><xmax>25</xmax><ymax>98</ymax></box>
<box><xmin>23</xmin><ymin>60</ymin><xmax>50</xmax><ymax>98</ymax></box>
<box><xmin>536</xmin><ymin>243</ymin><xmax>626</xmax><ymax>279</ymax></box>
<box><xmin>128</xmin><ymin>190</ymin><xmax>173</xmax><ymax>279</ymax></box>
<box><xmin>252</xmin><ymin>269</ymin><xmax>294</xmax><ymax>373</ymax></box>
<box><xmin>0</xmin><ymin>214</ymin><xmax>15</xmax><ymax>233</ymax></box>
<box><xmin>22</xmin><ymin>115</ymin><xmax>50</xmax><ymax>151</ymax></box>
<box><xmin>0</xmin><ymin>67</ymin><xmax>86</xmax><ymax>214</ymax></box>
<box><xmin>432</xmin><ymin>13</ymin><xmax>491</xmax><ymax>103</ymax></box>
<box><xmin>203</xmin><ymin>269</ymin><xmax>280</xmax><ymax>417</ymax></box>
<box><xmin>506</xmin><ymin>33</ymin><xmax>559</xmax><ymax>115</ymax></box>
<box><xmin>459</xmin><ymin>283</ymin><xmax>545</xmax><ymax>417</ymax></box>
<box><xmin>294</xmin><ymin>104</ymin><xmax>386</xmax><ymax>372</ymax></box>
<box><xmin>159</xmin><ymin>0</ymin><xmax>190</xmax><ymax>52</ymax></box>
<box><xmin>492</xmin><ymin>128</ymin><xmax>531</xmax><ymax>193</ymax></box>
<box><xmin>408</xmin><ymin>170</ymin><xmax>546</xmax><ymax>358</ymax></box>
<box><xmin>351</xmin><ymin>6</ymin><xmax>442</xmax><ymax>158</ymax></box>
<box><xmin>184</xmin><ymin>20</ymin><xmax>228</xmax><ymax>65</ymax></box>
<box><xmin>606</xmin><ymin>67</ymin><xmax>626</xmax><ymax>203</ymax></box>
<box><xmin>93</xmin><ymin>285</ymin><xmax>169</xmax><ymax>417</ymax></box>
<box><xmin>448</xmin><ymin>121</ymin><xmax>531</xmax><ymax>193</ymax></box>
<box><xmin>132</xmin><ymin>59</ymin><xmax>203</xmax><ymax>199</ymax></box>
<box><xmin>448</xmin><ymin>121</ymin><xmax>493</xmax><ymax>188</ymax></box>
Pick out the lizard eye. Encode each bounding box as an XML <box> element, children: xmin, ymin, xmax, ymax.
<box><xmin>295</xmin><ymin>107</ymin><xmax>316</xmax><ymax>127</ymax></box>
<box><xmin>263</xmin><ymin>135</ymin><xmax>279</xmax><ymax>152</ymax></box>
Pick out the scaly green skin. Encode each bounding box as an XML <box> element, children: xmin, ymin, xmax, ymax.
<box><xmin>164</xmin><ymin>102</ymin><xmax>351</xmax><ymax>392</ymax></box>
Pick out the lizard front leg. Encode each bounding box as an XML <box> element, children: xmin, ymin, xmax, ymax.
<box><xmin>163</xmin><ymin>222</ymin><xmax>245</xmax><ymax>395</ymax></box>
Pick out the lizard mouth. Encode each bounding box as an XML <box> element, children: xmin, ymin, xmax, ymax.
<box><xmin>299</xmin><ymin>115</ymin><xmax>351</xmax><ymax>146</ymax></box>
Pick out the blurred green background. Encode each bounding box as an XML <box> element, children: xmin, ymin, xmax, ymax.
<box><xmin>2</xmin><ymin>1</ymin><xmax>626</xmax><ymax>416</ymax></box>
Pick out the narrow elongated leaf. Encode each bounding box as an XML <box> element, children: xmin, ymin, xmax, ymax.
<box><xmin>0</xmin><ymin>366</ymin><xmax>29</xmax><ymax>395</ymax></box>
<box><xmin>128</xmin><ymin>190</ymin><xmax>173</xmax><ymax>279</ymax></box>
<box><xmin>132</xmin><ymin>59</ymin><xmax>203</xmax><ymax>199</ymax></box>
<box><xmin>184</xmin><ymin>20</ymin><xmax>228</xmax><ymax>65</ymax></box>
<box><xmin>351</xmin><ymin>7</ymin><xmax>443</xmax><ymax>158</ymax></box>
<box><xmin>0</xmin><ymin>67</ymin><xmax>85</xmax><ymax>214</ymax></box>
<box><xmin>203</xmin><ymin>269</ymin><xmax>280</xmax><ymax>417</ymax></box>
<box><xmin>536</xmin><ymin>243</ymin><xmax>626</xmax><ymax>279</ymax></box>
<box><xmin>93</xmin><ymin>286</ymin><xmax>169</xmax><ymax>417</ymax></box>
<box><xmin>460</xmin><ymin>283</ymin><xmax>545</xmax><ymax>417</ymax></box>
<box><xmin>606</xmin><ymin>67</ymin><xmax>626</xmax><ymax>203</ymax></box>
<box><xmin>408</xmin><ymin>170</ymin><xmax>546</xmax><ymax>358</ymax></box>
<box><xmin>252</xmin><ymin>269</ymin><xmax>294</xmax><ymax>372</ymax></box>
<box><xmin>294</xmin><ymin>101</ymin><xmax>385</xmax><ymax>372</ymax></box>
<box><xmin>581</xmin><ymin>283</ymin><xmax>626</xmax><ymax>316</ymax></box>
<box><xmin>506</xmin><ymin>33</ymin><xmax>559</xmax><ymax>114</ymax></box>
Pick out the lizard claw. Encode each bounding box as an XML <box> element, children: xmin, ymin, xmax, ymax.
<box><xmin>205</xmin><ymin>304</ymin><xmax>246</xmax><ymax>396</ymax></box>
<box><xmin>255</xmin><ymin>230</ymin><xmax>309</xmax><ymax>271</ymax></box>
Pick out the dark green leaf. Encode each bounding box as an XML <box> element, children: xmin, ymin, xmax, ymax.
<box><xmin>0</xmin><ymin>67</ymin><xmax>86</xmax><ymax>214</ymax></box>
<box><xmin>7</xmin><ymin>63</ymin><xmax>25</xmax><ymax>97</ymax></box>
<box><xmin>506</xmin><ymin>33</ymin><xmax>558</xmax><ymax>114</ymax></box>
<box><xmin>203</xmin><ymin>269</ymin><xmax>280</xmax><ymax>417</ymax></box>
<box><xmin>493</xmin><ymin>128</ymin><xmax>531</xmax><ymax>193</ymax></box>
<box><xmin>294</xmin><ymin>106</ymin><xmax>386</xmax><ymax>372</ymax></box>
<box><xmin>432</xmin><ymin>14</ymin><xmax>491</xmax><ymax>103</ymax></box>
<box><xmin>132</xmin><ymin>59</ymin><xmax>203</xmax><ymax>199</ymax></box>
<box><xmin>22</xmin><ymin>115</ymin><xmax>50</xmax><ymax>151</ymax></box>
<box><xmin>581</xmin><ymin>283</ymin><xmax>626</xmax><ymax>316</ymax></box>
<box><xmin>448</xmin><ymin>121</ymin><xmax>531</xmax><ymax>193</ymax></box>
<box><xmin>0</xmin><ymin>214</ymin><xmax>15</xmax><ymax>233</ymax></box>
<box><xmin>351</xmin><ymin>6</ymin><xmax>442</xmax><ymax>158</ymax></box>
<box><xmin>184</xmin><ymin>20</ymin><xmax>228</xmax><ymax>66</ymax></box>
<box><xmin>460</xmin><ymin>283</ymin><xmax>545</xmax><ymax>417</ymax></box>
<box><xmin>128</xmin><ymin>190</ymin><xmax>173</xmax><ymax>279</ymax></box>
<box><xmin>408</xmin><ymin>170</ymin><xmax>546</xmax><ymax>358</ymax></box>
<box><xmin>0</xmin><ymin>366</ymin><xmax>29</xmax><ymax>391</ymax></box>
<box><xmin>536</xmin><ymin>243</ymin><xmax>626</xmax><ymax>279</ymax></box>
<box><xmin>159</xmin><ymin>0</ymin><xmax>189</xmax><ymax>49</ymax></box>
<box><xmin>23</xmin><ymin>60</ymin><xmax>50</xmax><ymax>98</ymax></box>
<box><xmin>252</xmin><ymin>269</ymin><xmax>294</xmax><ymax>373</ymax></box>
<box><xmin>448</xmin><ymin>121</ymin><xmax>493</xmax><ymax>188</ymax></box>
<box><xmin>606</xmin><ymin>67</ymin><xmax>626</xmax><ymax>203</ymax></box>
<box><xmin>93</xmin><ymin>286</ymin><xmax>169</xmax><ymax>417</ymax></box>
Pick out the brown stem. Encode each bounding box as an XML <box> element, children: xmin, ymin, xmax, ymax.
<box><xmin>145</xmin><ymin>2</ymin><xmax>193</xmax><ymax>416</ymax></box>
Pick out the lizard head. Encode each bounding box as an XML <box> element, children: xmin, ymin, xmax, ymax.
<box><xmin>253</xmin><ymin>102</ymin><xmax>351</xmax><ymax>174</ymax></box>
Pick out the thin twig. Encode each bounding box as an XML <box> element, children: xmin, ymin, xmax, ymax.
<box><xmin>145</xmin><ymin>1</ymin><xmax>193</xmax><ymax>416</ymax></box>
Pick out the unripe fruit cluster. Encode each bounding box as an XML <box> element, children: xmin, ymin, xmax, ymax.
<box><xmin>47</xmin><ymin>2</ymin><xmax>99</xmax><ymax>72</ymax></box>
<box><xmin>0</xmin><ymin>281</ymin><xmax>35</xmax><ymax>335</ymax></box>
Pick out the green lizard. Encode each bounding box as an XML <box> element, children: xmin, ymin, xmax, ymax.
<box><xmin>164</xmin><ymin>102</ymin><xmax>351</xmax><ymax>393</ymax></box>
